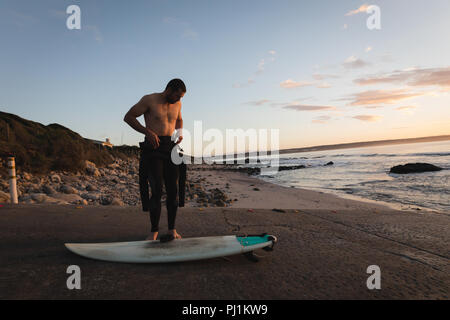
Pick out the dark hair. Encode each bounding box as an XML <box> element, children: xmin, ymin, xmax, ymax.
<box><xmin>166</xmin><ymin>78</ymin><xmax>186</xmax><ymax>92</ymax></box>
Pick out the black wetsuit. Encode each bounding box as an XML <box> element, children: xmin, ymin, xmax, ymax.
<box><xmin>139</xmin><ymin>136</ymin><xmax>186</xmax><ymax>232</ymax></box>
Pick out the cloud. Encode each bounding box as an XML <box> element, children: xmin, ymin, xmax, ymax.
<box><xmin>256</xmin><ymin>59</ymin><xmax>266</xmax><ymax>74</ymax></box>
<box><xmin>280</xmin><ymin>79</ymin><xmax>315</xmax><ymax>88</ymax></box>
<box><xmin>312</xmin><ymin>73</ymin><xmax>339</xmax><ymax>81</ymax></box>
<box><xmin>232</xmin><ymin>78</ymin><xmax>254</xmax><ymax>88</ymax></box>
<box><xmin>343</xmin><ymin>56</ymin><xmax>371</xmax><ymax>69</ymax></box>
<box><xmin>396</xmin><ymin>105</ymin><xmax>416</xmax><ymax>115</ymax></box>
<box><xmin>364</xmin><ymin>105</ymin><xmax>385</xmax><ymax>109</ymax></box>
<box><xmin>354</xmin><ymin>67</ymin><xmax>450</xmax><ymax>90</ymax></box>
<box><xmin>345</xmin><ymin>4</ymin><xmax>370</xmax><ymax>16</ymax></box>
<box><xmin>317</xmin><ymin>82</ymin><xmax>332</xmax><ymax>89</ymax></box>
<box><xmin>352</xmin><ymin>115</ymin><xmax>382</xmax><ymax>122</ymax></box>
<box><xmin>283</xmin><ymin>104</ymin><xmax>336</xmax><ymax>112</ymax></box>
<box><xmin>85</xmin><ymin>25</ymin><xmax>103</xmax><ymax>43</ymax></box>
<box><xmin>396</xmin><ymin>105</ymin><xmax>416</xmax><ymax>111</ymax></box>
<box><xmin>256</xmin><ymin>51</ymin><xmax>277</xmax><ymax>74</ymax></box>
<box><xmin>347</xmin><ymin>89</ymin><xmax>425</xmax><ymax>106</ymax></box>
<box><xmin>365</xmin><ymin>46</ymin><xmax>373</xmax><ymax>52</ymax></box>
<box><xmin>49</xmin><ymin>9</ymin><xmax>66</xmax><ymax>19</ymax></box>
<box><xmin>5</xmin><ymin>10</ymin><xmax>38</xmax><ymax>27</ymax></box>
<box><xmin>244</xmin><ymin>99</ymin><xmax>271</xmax><ymax>106</ymax></box>
<box><xmin>183</xmin><ymin>28</ymin><xmax>199</xmax><ymax>39</ymax></box>
<box><xmin>312</xmin><ymin>116</ymin><xmax>332</xmax><ymax>124</ymax></box>
<box><xmin>280</xmin><ymin>78</ymin><xmax>332</xmax><ymax>89</ymax></box>
<box><xmin>233</xmin><ymin>50</ymin><xmax>276</xmax><ymax>88</ymax></box>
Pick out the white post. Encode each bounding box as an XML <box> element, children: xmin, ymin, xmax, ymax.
<box><xmin>7</xmin><ymin>157</ymin><xmax>18</xmax><ymax>204</ymax></box>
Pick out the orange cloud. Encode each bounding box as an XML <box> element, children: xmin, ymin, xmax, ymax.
<box><xmin>312</xmin><ymin>116</ymin><xmax>332</xmax><ymax>124</ymax></box>
<box><xmin>352</xmin><ymin>115</ymin><xmax>383</xmax><ymax>122</ymax></box>
<box><xmin>280</xmin><ymin>79</ymin><xmax>315</xmax><ymax>88</ymax></box>
<box><xmin>396</xmin><ymin>105</ymin><xmax>416</xmax><ymax>111</ymax></box>
<box><xmin>245</xmin><ymin>99</ymin><xmax>271</xmax><ymax>106</ymax></box>
<box><xmin>354</xmin><ymin>67</ymin><xmax>450</xmax><ymax>89</ymax></box>
<box><xmin>283</xmin><ymin>104</ymin><xmax>336</xmax><ymax>111</ymax></box>
<box><xmin>345</xmin><ymin>4</ymin><xmax>370</xmax><ymax>16</ymax></box>
<box><xmin>312</xmin><ymin>73</ymin><xmax>339</xmax><ymax>80</ymax></box>
<box><xmin>348</xmin><ymin>89</ymin><xmax>425</xmax><ymax>106</ymax></box>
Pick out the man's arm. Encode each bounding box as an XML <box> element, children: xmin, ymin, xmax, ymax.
<box><xmin>124</xmin><ymin>96</ymin><xmax>159</xmax><ymax>147</ymax></box>
<box><xmin>123</xmin><ymin>96</ymin><xmax>150</xmax><ymax>135</ymax></box>
<box><xmin>175</xmin><ymin>107</ymin><xmax>183</xmax><ymax>143</ymax></box>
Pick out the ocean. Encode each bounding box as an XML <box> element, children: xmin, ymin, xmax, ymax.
<box><xmin>251</xmin><ymin>140</ymin><xmax>450</xmax><ymax>213</ymax></box>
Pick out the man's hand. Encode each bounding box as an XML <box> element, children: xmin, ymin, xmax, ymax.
<box><xmin>145</xmin><ymin>128</ymin><xmax>160</xmax><ymax>148</ymax></box>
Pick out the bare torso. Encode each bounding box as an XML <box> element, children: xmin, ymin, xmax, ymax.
<box><xmin>144</xmin><ymin>93</ymin><xmax>181</xmax><ymax>136</ymax></box>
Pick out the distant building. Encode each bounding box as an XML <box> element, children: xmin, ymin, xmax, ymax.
<box><xmin>85</xmin><ymin>138</ymin><xmax>114</xmax><ymax>148</ymax></box>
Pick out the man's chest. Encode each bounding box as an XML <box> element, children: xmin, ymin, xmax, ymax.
<box><xmin>146</xmin><ymin>104</ymin><xmax>179</xmax><ymax>122</ymax></box>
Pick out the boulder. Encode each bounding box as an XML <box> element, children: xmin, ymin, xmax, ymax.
<box><xmin>81</xmin><ymin>193</ymin><xmax>101</xmax><ymax>201</ymax></box>
<box><xmin>85</xmin><ymin>160</ymin><xmax>101</xmax><ymax>177</ymax></box>
<box><xmin>52</xmin><ymin>193</ymin><xmax>83</xmax><ymax>203</ymax></box>
<box><xmin>390</xmin><ymin>163</ymin><xmax>443</xmax><ymax>174</ymax></box>
<box><xmin>110</xmin><ymin>198</ymin><xmax>124</xmax><ymax>206</ymax></box>
<box><xmin>0</xmin><ymin>191</ymin><xmax>10</xmax><ymax>203</ymax></box>
<box><xmin>60</xmin><ymin>185</ymin><xmax>78</xmax><ymax>194</ymax></box>
<box><xmin>50</xmin><ymin>174</ymin><xmax>62</xmax><ymax>184</ymax></box>
<box><xmin>22</xmin><ymin>172</ymin><xmax>32</xmax><ymax>181</ymax></box>
<box><xmin>31</xmin><ymin>193</ymin><xmax>49</xmax><ymax>203</ymax></box>
<box><xmin>42</xmin><ymin>185</ymin><xmax>57</xmax><ymax>195</ymax></box>
<box><xmin>100</xmin><ymin>196</ymin><xmax>112</xmax><ymax>205</ymax></box>
<box><xmin>86</xmin><ymin>184</ymin><xmax>98</xmax><ymax>192</ymax></box>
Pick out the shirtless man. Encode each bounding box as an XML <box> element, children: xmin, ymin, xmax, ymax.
<box><xmin>123</xmin><ymin>79</ymin><xmax>185</xmax><ymax>241</ymax></box>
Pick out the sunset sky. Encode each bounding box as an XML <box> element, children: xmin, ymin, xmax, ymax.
<box><xmin>1</xmin><ymin>0</ymin><xmax>449</xmax><ymax>155</ymax></box>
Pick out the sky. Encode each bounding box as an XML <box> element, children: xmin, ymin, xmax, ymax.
<box><xmin>0</xmin><ymin>0</ymin><xmax>449</xmax><ymax>156</ymax></box>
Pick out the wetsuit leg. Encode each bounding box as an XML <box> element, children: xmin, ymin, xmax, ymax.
<box><xmin>139</xmin><ymin>151</ymin><xmax>150</xmax><ymax>211</ymax></box>
<box><xmin>148</xmin><ymin>156</ymin><xmax>164</xmax><ymax>232</ymax></box>
<box><xmin>163</xmin><ymin>157</ymin><xmax>179</xmax><ymax>230</ymax></box>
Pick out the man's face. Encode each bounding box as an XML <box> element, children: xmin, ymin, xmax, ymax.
<box><xmin>167</xmin><ymin>89</ymin><xmax>185</xmax><ymax>104</ymax></box>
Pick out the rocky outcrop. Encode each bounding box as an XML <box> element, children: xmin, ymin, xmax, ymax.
<box><xmin>390</xmin><ymin>163</ymin><xmax>443</xmax><ymax>174</ymax></box>
<box><xmin>1</xmin><ymin>158</ymin><xmax>238</xmax><ymax>208</ymax></box>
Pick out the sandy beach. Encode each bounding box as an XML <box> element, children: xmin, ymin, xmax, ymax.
<box><xmin>188</xmin><ymin>165</ymin><xmax>395</xmax><ymax>212</ymax></box>
<box><xmin>1</xmin><ymin>166</ymin><xmax>449</xmax><ymax>299</ymax></box>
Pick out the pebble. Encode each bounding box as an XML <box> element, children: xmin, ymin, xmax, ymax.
<box><xmin>1</xmin><ymin>158</ymin><xmax>234</xmax><ymax>208</ymax></box>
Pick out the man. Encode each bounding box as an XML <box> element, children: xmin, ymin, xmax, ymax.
<box><xmin>124</xmin><ymin>79</ymin><xmax>185</xmax><ymax>241</ymax></box>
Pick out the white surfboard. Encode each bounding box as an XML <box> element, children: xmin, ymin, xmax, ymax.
<box><xmin>65</xmin><ymin>234</ymin><xmax>277</xmax><ymax>263</ymax></box>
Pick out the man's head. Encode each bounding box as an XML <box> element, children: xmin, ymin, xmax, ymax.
<box><xmin>164</xmin><ymin>78</ymin><xmax>186</xmax><ymax>104</ymax></box>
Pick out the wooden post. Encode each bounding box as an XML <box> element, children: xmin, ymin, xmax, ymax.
<box><xmin>7</xmin><ymin>157</ymin><xmax>18</xmax><ymax>204</ymax></box>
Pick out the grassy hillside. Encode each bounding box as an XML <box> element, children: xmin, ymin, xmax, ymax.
<box><xmin>0</xmin><ymin>111</ymin><xmax>139</xmax><ymax>175</ymax></box>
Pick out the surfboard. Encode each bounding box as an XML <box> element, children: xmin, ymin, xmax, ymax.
<box><xmin>65</xmin><ymin>234</ymin><xmax>277</xmax><ymax>263</ymax></box>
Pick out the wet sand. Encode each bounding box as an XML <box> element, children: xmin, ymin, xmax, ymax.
<box><xmin>1</xmin><ymin>203</ymin><xmax>448</xmax><ymax>299</ymax></box>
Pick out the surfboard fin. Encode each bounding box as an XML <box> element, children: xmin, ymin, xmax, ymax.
<box><xmin>159</xmin><ymin>234</ymin><xmax>175</xmax><ymax>243</ymax></box>
<box><xmin>243</xmin><ymin>251</ymin><xmax>260</xmax><ymax>263</ymax></box>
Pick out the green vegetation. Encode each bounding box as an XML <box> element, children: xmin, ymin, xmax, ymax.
<box><xmin>0</xmin><ymin>111</ymin><xmax>139</xmax><ymax>176</ymax></box>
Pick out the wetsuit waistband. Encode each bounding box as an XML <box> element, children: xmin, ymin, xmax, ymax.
<box><xmin>141</xmin><ymin>136</ymin><xmax>176</xmax><ymax>154</ymax></box>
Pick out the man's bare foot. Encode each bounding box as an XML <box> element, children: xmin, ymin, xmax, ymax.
<box><xmin>169</xmin><ymin>229</ymin><xmax>182</xmax><ymax>239</ymax></box>
<box><xmin>146</xmin><ymin>231</ymin><xmax>158</xmax><ymax>241</ymax></box>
